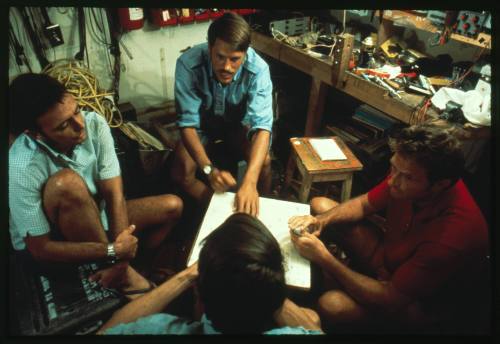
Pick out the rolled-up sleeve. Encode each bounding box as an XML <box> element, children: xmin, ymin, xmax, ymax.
<box><xmin>243</xmin><ymin>64</ymin><xmax>273</xmax><ymax>136</ymax></box>
<box><xmin>94</xmin><ymin>114</ymin><xmax>121</xmax><ymax>180</ymax></box>
<box><xmin>175</xmin><ymin>59</ymin><xmax>202</xmax><ymax>128</ymax></box>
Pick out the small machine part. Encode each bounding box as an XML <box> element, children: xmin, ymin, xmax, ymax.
<box><xmin>374</xmin><ymin>76</ymin><xmax>402</xmax><ymax>99</ymax></box>
<box><xmin>439</xmin><ymin>100</ymin><xmax>466</xmax><ymax>124</ymax></box>
<box><xmin>359</xmin><ymin>36</ymin><xmax>380</xmax><ymax>69</ymax></box>
<box><xmin>481</xmin><ymin>12</ymin><xmax>491</xmax><ymax>34</ymax></box>
<box><xmin>380</xmin><ymin>37</ymin><xmax>406</xmax><ymax>59</ymax></box>
<box><xmin>407</xmin><ymin>83</ymin><xmax>432</xmax><ymax>96</ymax></box>
<box><xmin>426</xmin><ymin>10</ymin><xmax>447</xmax><ymax>26</ymax></box>
<box><xmin>454</xmin><ymin>10</ymin><xmax>490</xmax><ymax>38</ymax></box>
<box><xmin>347</xmin><ymin>10</ymin><xmax>370</xmax><ymax>17</ymax></box>
<box><xmin>269</xmin><ymin>17</ymin><xmax>310</xmax><ymax>36</ymax></box>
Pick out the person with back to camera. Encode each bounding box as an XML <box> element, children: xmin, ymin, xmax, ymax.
<box><xmin>9</xmin><ymin>73</ymin><xmax>184</xmax><ymax>297</ymax></box>
<box><xmin>171</xmin><ymin>12</ymin><xmax>273</xmax><ymax>217</ymax></box>
<box><xmin>99</xmin><ymin>213</ymin><xmax>323</xmax><ymax>334</ymax></box>
<box><xmin>288</xmin><ymin>123</ymin><xmax>489</xmax><ymax>333</ymax></box>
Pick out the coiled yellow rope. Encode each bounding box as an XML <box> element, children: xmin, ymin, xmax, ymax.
<box><xmin>42</xmin><ymin>59</ymin><xmax>123</xmax><ymax>128</ymax></box>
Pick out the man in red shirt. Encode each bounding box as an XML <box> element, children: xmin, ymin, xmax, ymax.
<box><xmin>288</xmin><ymin>124</ymin><xmax>489</xmax><ymax>333</ymax></box>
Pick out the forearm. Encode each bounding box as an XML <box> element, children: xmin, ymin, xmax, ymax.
<box><xmin>105</xmin><ymin>193</ymin><xmax>129</xmax><ymax>240</ymax></box>
<box><xmin>181</xmin><ymin>127</ymin><xmax>211</xmax><ymax>169</ymax></box>
<box><xmin>98</xmin><ymin>176</ymin><xmax>129</xmax><ymax>240</ymax></box>
<box><xmin>30</xmin><ymin>240</ymin><xmax>109</xmax><ymax>263</ymax></box>
<box><xmin>318</xmin><ymin>252</ymin><xmax>404</xmax><ymax>311</ymax></box>
<box><xmin>99</xmin><ymin>267</ymin><xmax>197</xmax><ymax>333</ymax></box>
<box><xmin>317</xmin><ymin>194</ymin><xmax>371</xmax><ymax>227</ymax></box>
<box><xmin>241</xmin><ymin>130</ymin><xmax>270</xmax><ymax>187</ymax></box>
<box><xmin>274</xmin><ymin>298</ymin><xmax>322</xmax><ymax>332</ymax></box>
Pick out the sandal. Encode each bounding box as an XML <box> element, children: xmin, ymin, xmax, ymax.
<box><xmin>120</xmin><ymin>279</ymin><xmax>157</xmax><ymax>297</ymax></box>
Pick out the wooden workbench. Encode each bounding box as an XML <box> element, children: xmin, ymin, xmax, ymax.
<box><xmin>251</xmin><ymin>31</ymin><xmax>435</xmax><ymax>135</ymax></box>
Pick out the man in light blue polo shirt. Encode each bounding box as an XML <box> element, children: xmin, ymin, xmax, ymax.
<box><xmin>9</xmin><ymin>73</ymin><xmax>183</xmax><ymax>296</ymax></box>
<box><xmin>171</xmin><ymin>12</ymin><xmax>273</xmax><ymax>217</ymax></box>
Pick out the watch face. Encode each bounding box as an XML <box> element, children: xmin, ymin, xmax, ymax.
<box><xmin>203</xmin><ymin>165</ymin><xmax>212</xmax><ymax>175</ymax></box>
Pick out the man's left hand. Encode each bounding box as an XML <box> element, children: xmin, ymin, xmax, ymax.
<box><xmin>290</xmin><ymin>229</ymin><xmax>330</xmax><ymax>264</ymax></box>
<box><xmin>234</xmin><ymin>183</ymin><xmax>259</xmax><ymax>217</ymax></box>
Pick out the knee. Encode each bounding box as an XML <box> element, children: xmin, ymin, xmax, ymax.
<box><xmin>310</xmin><ymin>197</ymin><xmax>338</xmax><ymax>215</ymax></box>
<box><xmin>164</xmin><ymin>194</ymin><xmax>183</xmax><ymax>219</ymax></box>
<box><xmin>44</xmin><ymin>169</ymin><xmax>88</xmax><ymax>203</ymax></box>
<box><xmin>318</xmin><ymin>290</ymin><xmax>353</xmax><ymax>322</ymax></box>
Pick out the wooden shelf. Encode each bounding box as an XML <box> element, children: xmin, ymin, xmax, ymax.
<box><xmin>379</xmin><ymin>10</ymin><xmax>491</xmax><ymax>50</ymax></box>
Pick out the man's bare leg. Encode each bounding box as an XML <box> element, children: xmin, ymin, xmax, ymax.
<box><xmin>126</xmin><ymin>194</ymin><xmax>183</xmax><ymax>271</ymax></box>
<box><xmin>42</xmin><ymin>168</ymin><xmax>150</xmax><ymax>296</ymax></box>
<box><xmin>171</xmin><ymin>140</ymin><xmax>212</xmax><ymax>203</ymax></box>
<box><xmin>127</xmin><ymin>194</ymin><xmax>183</xmax><ymax>249</ymax></box>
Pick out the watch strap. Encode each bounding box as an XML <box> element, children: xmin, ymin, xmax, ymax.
<box><xmin>107</xmin><ymin>243</ymin><xmax>117</xmax><ymax>263</ymax></box>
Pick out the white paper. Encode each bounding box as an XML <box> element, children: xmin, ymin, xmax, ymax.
<box><xmin>188</xmin><ymin>192</ymin><xmax>311</xmax><ymax>289</ymax></box>
<box><xmin>309</xmin><ymin>138</ymin><xmax>347</xmax><ymax>161</ymax></box>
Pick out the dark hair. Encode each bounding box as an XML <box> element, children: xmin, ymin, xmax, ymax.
<box><xmin>207</xmin><ymin>12</ymin><xmax>251</xmax><ymax>52</ymax></box>
<box><xmin>9</xmin><ymin>73</ymin><xmax>67</xmax><ymax>135</ymax></box>
<box><xmin>198</xmin><ymin>213</ymin><xmax>286</xmax><ymax>334</ymax></box>
<box><xmin>388</xmin><ymin>123</ymin><xmax>465</xmax><ymax>185</ymax></box>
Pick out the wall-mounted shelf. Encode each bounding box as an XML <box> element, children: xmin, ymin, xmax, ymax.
<box><xmin>378</xmin><ymin>10</ymin><xmax>491</xmax><ymax>50</ymax></box>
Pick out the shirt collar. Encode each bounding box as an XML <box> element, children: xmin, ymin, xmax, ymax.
<box><xmin>32</xmin><ymin>136</ymin><xmax>77</xmax><ymax>163</ymax></box>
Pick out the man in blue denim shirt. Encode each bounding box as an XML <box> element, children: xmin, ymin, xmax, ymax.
<box><xmin>99</xmin><ymin>213</ymin><xmax>323</xmax><ymax>334</ymax></box>
<box><xmin>171</xmin><ymin>12</ymin><xmax>273</xmax><ymax>217</ymax></box>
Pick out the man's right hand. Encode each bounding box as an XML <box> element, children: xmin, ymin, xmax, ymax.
<box><xmin>113</xmin><ymin>225</ymin><xmax>138</xmax><ymax>261</ymax></box>
<box><xmin>208</xmin><ymin>168</ymin><xmax>237</xmax><ymax>193</ymax></box>
<box><xmin>288</xmin><ymin>215</ymin><xmax>324</xmax><ymax>237</ymax></box>
<box><xmin>89</xmin><ymin>261</ymin><xmax>128</xmax><ymax>289</ymax></box>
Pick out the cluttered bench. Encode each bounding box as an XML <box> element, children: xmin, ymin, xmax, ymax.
<box><xmin>250</xmin><ymin>10</ymin><xmax>491</xmax><ymax>136</ymax></box>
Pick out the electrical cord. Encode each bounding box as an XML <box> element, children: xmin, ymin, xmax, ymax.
<box><xmin>42</xmin><ymin>59</ymin><xmax>123</xmax><ymax>128</ymax></box>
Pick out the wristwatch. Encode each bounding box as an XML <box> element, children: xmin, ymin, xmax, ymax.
<box><xmin>202</xmin><ymin>164</ymin><xmax>213</xmax><ymax>176</ymax></box>
<box><xmin>107</xmin><ymin>243</ymin><xmax>117</xmax><ymax>263</ymax></box>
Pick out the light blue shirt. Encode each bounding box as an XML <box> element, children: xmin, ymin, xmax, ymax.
<box><xmin>9</xmin><ymin>111</ymin><xmax>120</xmax><ymax>250</ymax></box>
<box><xmin>104</xmin><ymin>313</ymin><xmax>323</xmax><ymax>335</ymax></box>
<box><xmin>175</xmin><ymin>42</ymin><xmax>273</xmax><ymax>138</ymax></box>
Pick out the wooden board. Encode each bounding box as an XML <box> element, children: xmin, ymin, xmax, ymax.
<box><xmin>379</xmin><ymin>10</ymin><xmax>491</xmax><ymax>50</ymax></box>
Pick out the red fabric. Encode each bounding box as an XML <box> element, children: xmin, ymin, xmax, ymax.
<box><xmin>367</xmin><ymin>177</ymin><xmax>489</xmax><ymax>301</ymax></box>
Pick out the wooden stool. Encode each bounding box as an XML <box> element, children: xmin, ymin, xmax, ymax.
<box><xmin>284</xmin><ymin>136</ymin><xmax>363</xmax><ymax>203</ymax></box>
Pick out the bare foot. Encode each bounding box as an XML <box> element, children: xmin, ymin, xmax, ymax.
<box><xmin>90</xmin><ymin>263</ymin><xmax>154</xmax><ymax>300</ymax></box>
<box><xmin>120</xmin><ymin>265</ymin><xmax>155</xmax><ymax>300</ymax></box>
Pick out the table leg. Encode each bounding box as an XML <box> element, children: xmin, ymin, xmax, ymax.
<box><xmin>284</xmin><ymin>152</ymin><xmax>296</xmax><ymax>191</ymax></box>
<box><xmin>340</xmin><ymin>174</ymin><xmax>353</xmax><ymax>202</ymax></box>
<box><xmin>305</xmin><ymin>78</ymin><xmax>328</xmax><ymax>136</ymax></box>
<box><xmin>298</xmin><ymin>174</ymin><xmax>313</xmax><ymax>203</ymax></box>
